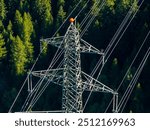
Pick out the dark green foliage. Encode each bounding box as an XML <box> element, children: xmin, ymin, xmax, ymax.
<box><xmin>22</xmin><ymin>12</ymin><xmax>34</xmax><ymax>63</ymax></box>
<box><xmin>14</xmin><ymin>10</ymin><xmax>23</xmax><ymax>35</ymax></box>
<box><xmin>7</xmin><ymin>20</ymin><xmax>13</xmax><ymax>34</ymax></box>
<box><xmin>0</xmin><ymin>33</ymin><xmax>7</xmax><ymax>60</ymax></box>
<box><xmin>0</xmin><ymin>0</ymin><xmax>6</xmax><ymax>20</ymax></box>
<box><xmin>40</xmin><ymin>41</ymin><xmax>48</xmax><ymax>57</ymax></box>
<box><xmin>0</xmin><ymin>21</ymin><xmax>7</xmax><ymax>60</ymax></box>
<box><xmin>14</xmin><ymin>10</ymin><xmax>34</xmax><ymax>63</ymax></box>
<box><xmin>2</xmin><ymin>88</ymin><xmax>17</xmax><ymax>112</ymax></box>
<box><xmin>32</xmin><ymin>0</ymin><xmax>53</xmax><ymax>37</ymax></box>
<box><xmin>55</xmin><ymin>0</ymin><xmax>66</xmax><ymax>30</ymax></box>
<box><xmin>5</xmin><ymin>0</ymin><xmax>20</xmax><ymax>20</ymax></box>
<box><xmin>10</xmin><ymin>36</ymin><xmax>27</xmax><ymax>75</ymax></box>
<box><xmin>106</xmin><ymin>0</ymin><xmax>116</xmax><ymax>11</ymax></box>
<box><xmin>57</xmin><ymin>0</ymin><xmax>65</xmax><ymax>7</ymax></box>
<box><xmin>19</xmin><ymin>0</ymin><xmax>30</xmax><ymax>13</ymax></box>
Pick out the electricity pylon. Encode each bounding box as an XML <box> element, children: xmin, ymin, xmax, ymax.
<box><xmin>28</xmin><ymin>19</ymin><xmax>118</xmax><ymax>113</ymax></box>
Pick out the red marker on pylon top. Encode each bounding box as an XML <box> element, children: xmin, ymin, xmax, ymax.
<box><xmin>69</xmin><ymin>18</ymin><xmax>75</xmax><ymax>23</ymax></box>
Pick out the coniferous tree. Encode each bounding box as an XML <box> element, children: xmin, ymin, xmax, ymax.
<box><xmin>0</xmin><ymin>0</ymin><xmax>6</xmax><ymax>20</ymax></box>
<box><xmin>116</xmin><ymin>0</ymin><xmax>138</xmax><ymax>14</ymax></box>
<box><xmin>40</xmin><ymin>41</ymin><xmax>48</xmax><ymax>56</ymax></box>
<box><xmin>6</xmin><ymin>20</ymin><xmax>13</xmax><ymax>44</ymax></box>
<box><xmin>11</xmin><ymin>36</ymin><xmax>27</xmax><ymax>75</ymax></box>
<box><xmin>56</xmin><ymin>0</ymin><xmax>66</xmax><ymax>30</ymax></box>
<box><xmin>121</xmin><ymin>0</ymin><xmax>131</xmax><ymax>9</ymax></box>
<box><xmin>0</xmin><ymin>20</ymin><xmax>5</xmax><ymax>33</ymax></box>
<box><xmin>22</xmin><ymin>12</ymin><xmax>34</xmax><ymax>63</ymax></box>
<box><xmin>0</xmin><ymin>33</ymin><xmax>7</xmax><ymax>60</ymax></box>
<box><xmin>5</xmin><ymin>20</ymin><xmax>14</xmax><ymax>66</ymax></box>
<box><xmin>132</xmin><ymin>0</ymin><xmax>138</xmax><ymax>12</ymax></box>
<box><xmin>14</xmin><ymin>10</ymin><xmax>23</xmax><ymax>35</ymax></box>
<box><xmin>19</xmin><ymin>0</ymin><xmax>30</xmax><ymax>13</ymax></box>
<box><xmin>33</xmin><ymin>0</ymin><xmax>53</xmax><ymax>37</ymax></box>
<box><xmin>14</xmin><ymin>11</ymin><xmax>34</xmax><ymax>63</ymax></box>
<box><xmin>88</xmin><ymin>0</ymin><xmax>99</xmax><ymax>15</ymax></box>
<box><xmin>5</xmin><ymin>0</ymin><xmax>20</xmax><ymax>19</ymax></box>
<box><xmin>57</xmin><ymin>0</ymin><xmax>65</xmax><ymax>8</ymax></box>
<box><xmin>106</xmin><ymin>0</ymin><xmax>116</xmax><ymax>11</ymax></box>
<box><xmin>7</xmin><ymin>20</ymin><xmax>13</xmax><ymax>35</ymax></box>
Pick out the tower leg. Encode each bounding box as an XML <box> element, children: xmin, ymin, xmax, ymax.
<box><xmin>112</xmin><ymin>92</ymin><xmax>118</xmax><ymax>113</ymax></box>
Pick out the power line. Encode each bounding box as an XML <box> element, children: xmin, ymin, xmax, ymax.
<box><xmin>105</xmin><ymin>29</ymin><xmax>150</xmax><ymax>113</ymax></box>
<box><xmin>80</xmin><ymin>0</ymin><xmax>105</xmax><ymax>29</ymax></box>
<box><xmin>119</xmin><ymin>47</ymin><xmax>150</xmax><ymax>112</ymax></box>
<box><xmin>83</xmin><ymin>0</ymin><xmax>144</xmax><ymax>112</ymax></box>
<box><xmin>80</xmin><ymin>0</ymin><xmax>106</xmax><ymax>37</ymax></box>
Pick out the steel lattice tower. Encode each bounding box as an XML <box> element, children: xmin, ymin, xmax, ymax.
<box><xmin>27</xmin><ymin>20</ymin><xmax>118</xmax><ymax>113</ymax></box>
<box><xmin>62</xmin><ymin>23</ymin><xmax>82</xmax><ymax>112</ymax></box>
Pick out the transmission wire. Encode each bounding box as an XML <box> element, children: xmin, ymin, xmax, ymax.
<box><xmin>83</xmin><ymin>0</ymin><xmax>144</xmax><ymax>112</ymax></box>
<box><xmin>104</xmin><ymin>29</ymin><xmax>149</xmax><ymax>113</ymax></box>
<box><xmin>119</xmin><ymin>48</ymin><xmax>150</xmax><ymax>112</ymax></box>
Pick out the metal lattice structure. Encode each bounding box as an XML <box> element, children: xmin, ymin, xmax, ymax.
<box><xmin>29</xmin><ymin>22</ymin><xmax>118</xmax><ymax>113</ymax></box>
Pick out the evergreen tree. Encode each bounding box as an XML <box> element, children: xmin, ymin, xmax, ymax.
<box><xmin>40</xmin><ymin>41</ymin><xmax>48</xmax><ymax>56</ymax></box>
<box><xmin>7</xmin><ymin>20</ymin><xmax>13</xmax><ymax>34</ymax></box>
<box><xmin>6</xmin><ymin>20</ymin><xmax>13</xmax><ymax>43</ymax></box>
<box><xmin>14</xmin><ymin>10</ymin><xmax>23</xmax><ymax>35</ymax></box>
<box><xmin>116</xmin><ymin>0</ymin><xmax>138</xmax><ymax>13</ymax></box>
<box><xmin>0</xmin><ymin>20</ymin><xmax>4</xmax><ymax>34</ymax></box>
<box><xmin>0</xmin><ymin>0</ymin><xmax>6</xmax><ymax>20</ymax></box>
<box><xmin>22</xmin><ymin>12</ymin><xmax>34</xmax><ymax>63</ymax></box>
<box><xmin>5</xmin><ymin>20</ymin><xmax>14</xmax><ymax>65</ymax></box>
<box><xmin>33</xmin><ymin>0</ymin><xmax>53</xmax><ymax>37</ymax></box>
<box><xmin>14</xmin><ymin>11</ymin><xmax>34</xmax><ymax>63</ymax></box>
<box><xmin>132</xmin><ymin>0</ymin><xmax>138</xmax><ymax>12</ymax></box>
<box><xmin>56</xmin><ymin>0</ymin><xmax>66</xmax><ymax>30</ymax></box>
<box><xmin>5</xmin><ymin>0</ymin><xmax>20</xmax><ymax>19</ymax></box>
<box><xmin>121</xmin><ymin>0</ymin><xmax>131</xmax><ymax>9</ymax></box>
<box><xmin>106</xmin><ymin>0</ymin><xmax>116</xmax><ymax>11</ymax></box>
<box><xmin>19</xmin><ymin>0</ymin><xmax>30</xmax><ymax>13</ymax></box>
<box><xmin>0</xmin><ymin>33</ymin><xmax>7</xmax><ymax>60</ymax></box>
<box><xmin>57</xmin><ymin>6</ymin><xmax>66</xmax><ymax>24</ymax></box>
<box><xmin>88</xmin><ymin>0</ymin><xmax>99</xmax><ymax>15</ymax></box>
<box><xmin>57</xmin><ymin>0</ymin><xmax>65</xmax><ymax>8</ymax></box>
<box><xmin>0</xmin><ymin>19</ymin><xmax>7</xmax><ymax>41</ymax></box>
<box><xmin>11</xmin><ymin>36</ymin><xmax>27</xmax><ymax>75</ymax></box>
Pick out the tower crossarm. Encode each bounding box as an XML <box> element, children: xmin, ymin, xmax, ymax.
<box><xmin>40</xmin><ymin>36</ymin><xmax>64</xmax><ymax>49</ymax></box>
<box><xmin>40</xmin><ymin>37</ymin><xmax>103</xmax><ymax>55</ymax></box>
<box><xmin>31</xmin><ymin>68</ymin><xmax>64</xmax><ymax>86</ymax></box>
<box><xmin>80</xmin><ymin>39</ymin><xmax>104</xmax><ymax>55</ymax></box>
<box><xmin>81</xmin><ymin>71</ymin><xmax>114</xmax><ymax>94</ymax></box>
